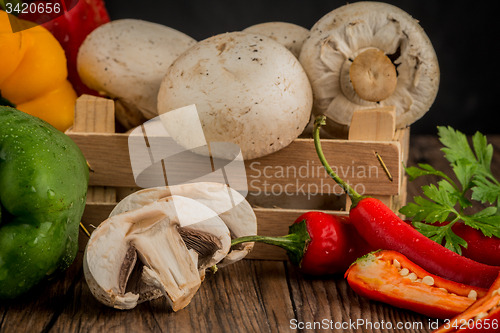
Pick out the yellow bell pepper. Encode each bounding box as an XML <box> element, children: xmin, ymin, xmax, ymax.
<box><xmin>0</xmin><ymin>11</ymin><xmax>77</xmax><ymax>132</ymax></box>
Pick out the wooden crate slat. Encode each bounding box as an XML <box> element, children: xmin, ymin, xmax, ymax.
<box><xmin>348</xmin><ymin>106</ymin><xmax>396</xmax><ymax>141</ymax></box>
<box><xmin>79</xmin><ymin>203</ymin><xmax>348</xmax><ymax>259</ymax></box>
<box><xmin>67</xmin><ymin>132</ymin><xmax>401</xmax><ymax>195</ymax></box>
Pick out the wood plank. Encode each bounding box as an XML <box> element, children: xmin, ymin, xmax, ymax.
<box><xmin>72</xmin><ymin>95</ymin><xmax>115</xmax><ymax>133</ymax></box>
<box><xmin>70</xmin><ymin>95</ymin><xmax>117</xmax><ymax>251</ymax></box>
<box><xmin>347</xmin><ymin>107</ymin><xmax>397</xmax><ymax>211</ymax></box>
<box><xmin>391</xmin><ymin>127</ymin><xmax>410</xmax><ymax>215</ymax></box>
<box><xmin>348</xmin><ymin>106</ymin><xmax>396</xmax><ymax>142</ymax></box>
<box><xmin>245</xmin><ymin>139</ymin><xmax>400</xmax><ymax>196</ymax></box>
<box><xmin>71</xmin><ymin>95</ymin><xmax>117</xmax><ymax>204</ymax></box>
<box><xmin>46</xmin><ymin>258</ymin><xmax>290</xmax><ymax>332</ymax></box>
<box><xmin>286</xmin><ymin>262</ymin><xmax>432</xmax><ymax>333</ymax></box>
<box><xmin>68</xmin><ymin>133</ymin><xmax>401</xmax><ymax>196</ymax></box>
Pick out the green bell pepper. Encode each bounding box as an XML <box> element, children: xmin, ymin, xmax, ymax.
<box><xmin>0</xmin><ymin>106</ymin><xmax>89</xmax><ymax>299</ymax></box>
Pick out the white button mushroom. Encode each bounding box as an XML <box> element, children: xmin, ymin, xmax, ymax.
<box><xmin>84</xmin><ymin>195</ymin><xmax>232</xmax><ymax>311</ymax></box>
<box><xmin>243</xmin><ymin>22</ymin><xmax>310</xmax><ymax>58</ymax></box>
<box><xmin>77</xmin><ymin>19</ymin><xmax>197</xmax><ymax>126</ymax></box>
<box><xmin>110</xmin><ymin>182</ymin><xmax>257</xmax><ymax>267</ymax></box>
<box><xmin>299</xmin><ymin>1</ymin><xmax>440</xmax><ymax>137</ymax></box>
<box><xmin>157</xmin><ymin>31</ymin><xmax>313</xmax><ymax>160</ymax></box>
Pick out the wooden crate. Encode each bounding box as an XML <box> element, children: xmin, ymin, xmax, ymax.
<box><xmin>67</xmin><ymin>95</ymin><xmax>409</xmax><ymax>260</ymax></box>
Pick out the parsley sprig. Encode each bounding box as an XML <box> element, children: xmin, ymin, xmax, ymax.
<box><xmin>399</xmin><ymin>126</ymin><xmax>500</xmax><ymax>254</ymax></box>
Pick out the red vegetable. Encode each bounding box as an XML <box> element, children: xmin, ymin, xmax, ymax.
<box><xmin>231</xmin><ymin>212</ymin><xmax>373</xmax><ymax>276</ymax></box>
<box><xmin>405</xmin><ymin>220</ymin><xmax>500</xmax><ymax>267</ymax></box>
<box><xmin>18</xmin><ymin>0</ymin><xmax>110</xmax><ymax>96</ymax></box>
<box><xmin>313</xmin><ymin>116</ymin><xmax>500</xmax><ymax>288</ymax></box>
<box><xmin>454</xmin><ymin>224</ymin><xmax>500</xmax><ymax>267</ymax></box>
<box><xmin>433</xmin><ymin>273</ymin><xmax>500</xmax><ymax>332</ymax></box>
<box><xmin>345</xmin><ymin>250</ymin><xmax>487</xmax><ymax>319</ymax></box>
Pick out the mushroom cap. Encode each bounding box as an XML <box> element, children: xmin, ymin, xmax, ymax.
<box><xmin>77</xmin><ymin>19</ymin><xmax>197</xmax><ymax>120</ymax></box>
<box><xmin>243</xmin><ymin>22</ymin><xmax>310</xmax><ymax>58</ymax></box>
<box><xmin>157</xmin><ymin>31</ymin><xmax>313</xmax><ymax>160</ymax></box>
<box><xmin>110</xmin><ymin>182</ymin><xmax>257</xmax><ymax>267</ymax></box>
<box><xmin>84</xmin><ymin>195</ymin><xmax>231</xmax><ymax>311</ymax></box>
<box><xmin>299</xmin><ymin>1</ymin><xmax>439</xmax><ymax>136</ymax></box>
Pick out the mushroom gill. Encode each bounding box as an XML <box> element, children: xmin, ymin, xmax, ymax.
<box><xmin>299</xmin><ymin>1</ymin><xmax>439</xmax><ymax>137</ymax></box>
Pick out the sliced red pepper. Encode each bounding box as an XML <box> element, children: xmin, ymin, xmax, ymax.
<box><xmin>345</xmin><ymin>250</ymin><xmax>488</xmax><ymax>319</ymax></box>
<box><xmin>433</xmin><ymin>273</ymin><xmax>500</xmax><ymax>332</ymax></box>
<box><xmin>313</xmin><ymin>116</ymin><xmax>500</xmax><ymax>289</ymax></box>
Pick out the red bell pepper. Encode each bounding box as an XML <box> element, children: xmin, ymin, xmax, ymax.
<box><xmin>345</xmin><ymin>250</ymin><xmax>487</xmax><ymax>319</ymax></box>
<box><xmin>313</xmin><ymin>115</ymin><xmax>500</xmax><ymax>289</ymax></box>
<box><xmin>433</xmin><ymin>273</ymin><xmax>500</xmax><ymax>332</ymax></box>
<box><xmin>231</xmin><ymin>211</ymin><xmax>373</xmax><ymax>276</ymax></box>
<box><xmin>18</xmin><ymin>0</ymin><xmax>110</xmax><ymax>96</ymax></box>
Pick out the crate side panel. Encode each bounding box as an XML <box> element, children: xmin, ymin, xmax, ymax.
<box><xmin>69</xmin><ymin>133</ymin><xmax>400</xmax><ymax>195</ymax></box>
<box><xmin>68</xmin><ymin>133</ymin><xmax>137</xmax><ymax>187</ymax></box>
<box><xmin>245</xmin><ymin>139</ymin><xmax>400</xmax><ymax>196</ymax></box>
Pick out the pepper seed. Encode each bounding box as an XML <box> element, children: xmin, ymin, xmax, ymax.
<box><xmin>468</xmin><ymin>290</ymin><xmax>478</xmax><ymax>301</ymax></box>
<box><xmin>408</xmin><ymin>273</ymin><xmax>418</xmax><ymax>281</ymax></box>
<box><xmin>474</xmin><ymin>312</ymin><xmax>489</xmax><ymax>321</ymax></box>
<box><xmin>393</xmin><ymin>259</ymin><xmax>401</xmax><ymax>269</ymax></box>
<box><xmin>399</xmin><ymin>268</ymin><xmax>409</xmax><ymax>277</ymax></box>
<box><xmin>422</xmin><ymin>276</ymin><xmax>434</xmax><ymax>286</ymax></box>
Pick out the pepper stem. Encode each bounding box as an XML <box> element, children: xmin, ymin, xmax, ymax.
<box><xmin>231</xmin><ymin>220</ymin><xmax>310</xmax><ymax>267</ymax></box>
<box><xmin>313</xmin><ymin>116</ymin><xmax>364</xmax><ymax>205</ymax></box>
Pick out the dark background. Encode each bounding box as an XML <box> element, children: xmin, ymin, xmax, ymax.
<box><xmin>103</xmin><ymin>0</ymin><xmax>498</xmax><ymax>135</ymax></box>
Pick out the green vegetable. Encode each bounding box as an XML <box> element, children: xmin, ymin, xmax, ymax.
<box><xmin>0</xmin><ymin>106</ymin><xmax>89</xmax><ymax>299</ymax></box>
<box><xmin>400</xmin><ymin>126</ymin><xmax>500</xmax><ymax>254</ymax></box>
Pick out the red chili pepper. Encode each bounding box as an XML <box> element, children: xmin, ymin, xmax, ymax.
<box><xmin>433</xmin><ymin>273</ymin><xmax>500</xmax><ymax>332</ymax></box>
<box><xmin>345</xmin><ymin>250</ymin><xmax>487</xmax><ymax>319</ymax></box>
<box><xmin>405</xmin><ymin>220</ymin><xmax>500</xmax><ymax>267</ymax></box>
<box><xmin>18</xmin><ymin>0</ymin><xmax>110</xmax><ymax>96</ymax></box>
<box><xmin>313</xmin><ymin>116</ymin><xmax>500</xmax><ymax>289</ymax></box>
<box><xmin>453</xmin><ymin>224</ymin><xmax>500</xmax><ymax>267</ymax></box>
<box><xmin>231</xmin><ymin>212</ymin><xmax>373</xmax><ymax>276</ymax></box>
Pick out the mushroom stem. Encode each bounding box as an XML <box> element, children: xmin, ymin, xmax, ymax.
<box><xmin>349</xmin><ymin>48</ymin><xmax>397</xmax><ymax>102</ymax></box>
<box><xmin>231</xmin><ymin>220</ymin><xmax>310</xmax><ymax>267</ymax></box>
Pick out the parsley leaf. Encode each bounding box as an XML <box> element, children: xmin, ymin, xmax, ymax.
<box><xmin>438</xmin><ymin>126</ymin><xmax>477</xmax><ymax>165</ymax></box>
<box><xmin>412</xmin><ymin>221</ymin><xmax>467</xmax><ymax>255</ymax></box>
<box><xmin>471</xmin><ymin>175</ymin><xmax>500</xmax><ymax>207</ymax></box>
<box><xmin>400</xmin><ymin>126</ymin><xmax>500</xmax><ymax>254</ymax></box>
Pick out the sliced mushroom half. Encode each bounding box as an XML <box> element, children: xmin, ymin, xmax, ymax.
<box><xmin>110</xmin><ymin>182</ymin><xmax>257</xmax><ymax>267</ymax></box>
<box><xmin>84</xmin><ymin>195</ymin><xmax>231</xmax><ymax>311</ymax></box>
<box><xmin>299</xmin><ymin>1</ymin><xmax>439</xmax><ymax>137</ymax></box>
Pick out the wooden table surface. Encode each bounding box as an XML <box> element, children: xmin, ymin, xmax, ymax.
<box><xmin>1</xmin><ymin>134</ymin><xmax>498</xmax><ymax>333</ymax></box>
